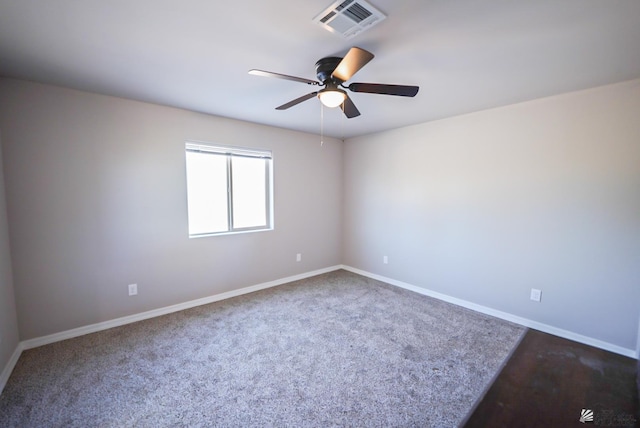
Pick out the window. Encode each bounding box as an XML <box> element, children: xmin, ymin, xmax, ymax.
<box><xmin>185</xmin><ymin>142</ymin><xmax>273</xmax><ymax>237</ymax></box>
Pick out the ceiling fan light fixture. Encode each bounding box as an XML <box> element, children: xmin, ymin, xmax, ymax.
<box><xmin>318</xmin><ymin>88</ymin><xmax>347</xmax><ymax>108</ymax></box>
<box><xmin>249</xmin><ymin>46</ymin><xmax>418</xmax><ymax>119</ymax></box>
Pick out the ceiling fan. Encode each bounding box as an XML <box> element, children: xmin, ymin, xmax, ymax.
<box><xmin>249</xmin><ymin>47</ymin><xmax>419</xmax><ymax>118</ymax></box>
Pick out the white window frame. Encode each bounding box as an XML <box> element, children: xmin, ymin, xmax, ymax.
<box><xmin>185</xmin><ymin>141</ymin><xmax>274</xmax><ymax>238</ymax></box>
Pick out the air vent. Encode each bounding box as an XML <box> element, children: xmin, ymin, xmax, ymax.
<box><xmin>313</xmin><ymin>0</ymin><xmax>386</xmax><ymax>39</ymax></box>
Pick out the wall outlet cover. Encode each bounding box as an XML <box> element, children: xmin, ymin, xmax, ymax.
<box><xmin>530</xmin><ymin>288</ymin><xmax>542</xmax><ymax>302</ymax></box>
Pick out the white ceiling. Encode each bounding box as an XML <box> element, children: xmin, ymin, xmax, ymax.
<box><xmin>1</xmin><ymin>0</ymin><xmax>639</xmax><ymax>139</ymax></box>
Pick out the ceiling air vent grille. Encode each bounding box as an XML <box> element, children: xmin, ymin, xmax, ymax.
<box><xmin>313</xmin><ymin>0</ymin><xmax>386</xmax><ymax>39</ymax></box>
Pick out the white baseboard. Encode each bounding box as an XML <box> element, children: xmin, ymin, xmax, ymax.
<box><xmin>0</xmin><ymin>343</ymin><xmax>23</xmax><ymax>395</ymax></box>
<box><xmin>21</xmin><ymin>265</ymin><xmax>342</xmax><ymax>351</ymax></box>
<box><xmin>341</xmin><ymin>265</ymin><xmax>638</xmax><ymax>359</ymax></box>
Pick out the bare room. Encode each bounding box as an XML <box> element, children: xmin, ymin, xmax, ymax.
<box><xmin>0</xmin><ymin>1</ymin><xmax>639</xmax><ymax>426</ymax></box>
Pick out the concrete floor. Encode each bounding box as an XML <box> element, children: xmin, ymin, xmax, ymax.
<box><xmin>463</xmin><ymin>329</ymin><xmax>639</xmax><ymax>427</ymax></box>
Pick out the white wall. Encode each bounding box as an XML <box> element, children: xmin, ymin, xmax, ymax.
<box><xmin>0</xmin><ymin>129</ymin><xmax>20</xmax><ymax>381</ymax></box>
<box><xmin>343</xmin><ymin>79</ymin><xmax>640</xmax><ymax>352</ymax></box>
<box><xmin>0</xmin><ymin>78</ymin><xmax>343</xmax><ymax>340</ymax></box>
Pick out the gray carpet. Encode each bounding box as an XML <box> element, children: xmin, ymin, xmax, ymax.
<box><xmin>0</xmin><ymin>270</ymin><xmax>525</xmax><ymax>427</ymax></box>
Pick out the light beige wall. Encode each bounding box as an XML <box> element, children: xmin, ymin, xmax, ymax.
<box><xmin>343</xmin><ymin>79</ymin><xmax>640</xmax><ymax>351</ymax></box>
<box><xmin>637</xmin><ymin>313</ymin><xmax>640</xmax><ymax>357</ymax></box>
<box><xmin>0</xmin><ymin>78</ymin><xmax>343</xmax><ymax>340</ymax></box>
<box><xmin>0</xmin><ymin>129</ymin><xmax>19</xmax><ymax>377</ymax></box>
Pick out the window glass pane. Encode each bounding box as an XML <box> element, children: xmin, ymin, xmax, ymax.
<box><xmin>185</xmin><ymin>151</ymin><xmax>228</xmax><ymax>234</ymax></box>
<box><xmin>232</xmin><ymin>156</ymin><xmax>267</xmax><ymax>229</ymax></box>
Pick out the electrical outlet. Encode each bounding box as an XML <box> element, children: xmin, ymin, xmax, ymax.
<box><xmin>296</xmin><ymin>253</ymin><xmax>302</xmax><ymax>262</ymax></box>
<box><xmin>383</xmin><ymin>255</ymin><xmax>388</xmax><ymax>264</ymax></box>
<box><xmin>128</xmin><ymin>283</ymin><xmax>138</xmax><ymax>296</ymax></box>
<box><xmin>530</xmin><ymin>288</ymin><xmax>542</xmax><ymax>302</ymax></box>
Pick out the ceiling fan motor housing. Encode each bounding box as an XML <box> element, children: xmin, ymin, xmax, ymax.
<box><xmin>315</xmin><ymin>57</ymin><xmax>344</xmax><ymax>84</ymax></box>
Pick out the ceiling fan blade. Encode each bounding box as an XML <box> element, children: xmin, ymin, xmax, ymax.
<box><xmin>331</xmin><ymin>47</ymin><xmax>374</xmax><ymax>82</ymax></box>
<box><xmin>249</xmin><ymin>69</ymin><xmax>318</xmax><ymax>85</ymax></box>
<box><xmin>347</xmin><ymin>83</ymin><xmax>419</xmax><ymax>97</ymax></box>
<box><xmin>341</xmin><ymin>94</ymin><xmax>361</xmax><ymax>118</ymax></box>
<box><xmin>276</xmin><ymin>92</ymin><xmax>319</xmax><ymax>110</ymax></box>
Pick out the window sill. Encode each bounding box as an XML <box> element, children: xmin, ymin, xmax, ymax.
<box><xmin>189</xmin><ymin>227</ymin><xmax>274</xmax><ymax>239</ymax></box>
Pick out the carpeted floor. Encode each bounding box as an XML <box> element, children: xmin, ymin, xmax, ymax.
<box><xmin>0</xmin><ymin>270</ymin><xmax>525</xmax><ymax>427</ymax></box>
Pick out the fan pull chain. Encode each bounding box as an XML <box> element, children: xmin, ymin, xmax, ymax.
<box><xmin>320</xmin><ymin>104</ymin><xmax>324</xmax><ymax>146</ymax></box>
<box><xmin>341</xmin><ymin>102</ymin><xmax>345</xmax><ymax>140</ymax></box>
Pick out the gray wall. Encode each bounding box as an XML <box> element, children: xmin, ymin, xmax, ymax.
<box><xmin>1</xmin><ymin>76</ymin><xmax>639</xmax><ymax>356</ymax></box>
<box><xmin>0</xmin><ymin>78</ymin><xmax>343</xmax><ymax>340</ymax></box>
<box><xmin>343</xmin><ymin>80</ymin><xmax>640</xmax><ymax>352</ymax></box>
<box><xmin>0</xmin><ymin>130</ymin><xmax>19</xmax><ymax>376</ymax></box>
